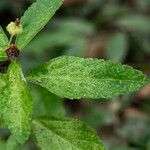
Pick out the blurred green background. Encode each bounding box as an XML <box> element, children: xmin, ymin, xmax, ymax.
<box><xmin>0</xmin><ymin>0</ymin><xmax>150</xmax><ymax>149</ymax></box>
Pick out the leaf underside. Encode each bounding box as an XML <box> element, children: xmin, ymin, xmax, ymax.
<box><xmin>1</xmin><ymin>61</ymin><xmax>32</xmax><ymax>144</ymax></box>
<box><xmin>32</xmin><ymin>117</ymin><xmax>106</xmax><ymax>150</ymax></box>
<box><xmin>27</xmin><ymin>56</ymin><xmax>149</xmax><ymax>99</ymax></box>
<box><xmin>16</xmin><ymin>0</ymin><xmax>63</xmax><ymax>50</ymax></box>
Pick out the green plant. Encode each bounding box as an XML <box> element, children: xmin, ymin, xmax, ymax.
<box><xmin>0</xmin><ymin>0</ymin><xmax>149</xmax><ymax>149</ymax></box>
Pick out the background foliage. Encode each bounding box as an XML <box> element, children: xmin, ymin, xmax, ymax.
<box><xmin>0</xmin><ymin>0</ymin><xmax>150</xmax><ymax>149</ymax></box>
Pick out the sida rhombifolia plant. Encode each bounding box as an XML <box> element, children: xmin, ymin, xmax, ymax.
<box><xmin>0</xmin><ymin>0</ymin><xmax>149</xmax><ymax>149</ymax></box>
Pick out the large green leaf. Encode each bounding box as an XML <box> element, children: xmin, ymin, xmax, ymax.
<box><xmin>27</xmin><ymin>56</ymin><xmax>149</xmax><ymax>99</ymax></box>
<box><xmin>0</xmin><ymin>27</ymin><xmax>8</xmax><ymax>58</ymax></box>
<box><xmin>2</xmin><ymin>61</ymin><xmax>32</xmax><ymax>144</ymax></box>
<box><xmin>32</xmin><ymin>117</ymin><xmax>106</xmax><ymax>150</ymax></box>
<box><xmin>16</xmin><ymin>0</ymin><xmax>63</xmax><ymax>50</ymax></box>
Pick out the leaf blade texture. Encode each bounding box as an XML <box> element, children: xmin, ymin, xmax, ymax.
<box><xmin>27</xmin><ymin>56</ymin><xmax>149</xmax><ymax>99</ymax></box>
<box><xmin>2</xmin><ymin>61</ymin><xmax>32</xmax><ymax>144</ymax></box>
<box><xmin>6</xmin><ymin>135</ymin><xmax>21</xmax><ymax>150</ymax></box>
<box><xmin>16</xmin><ymin>0</ymin><xmax>63</xmax><ymax>50</ymax></box>
<box><xmin>0</xmin><ymin>27</ymin><xmax>8</xmax><ymax>58</ymax></box>
<box><xmin>0</xmin><ymin>74</ymin><xmax>7</xmax><ymax>111</ymax></box>
<box><xmin>32</xmin><ymin>117</ymin><xmax>106</xmax><ymax>150</ymax></box>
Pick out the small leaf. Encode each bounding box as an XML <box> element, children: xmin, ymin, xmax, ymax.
<box><xmin>0</xmin><ymin>27</ymin><xmax>8</xmax><ymax>58</ymax></box>
<box><xmin>106</xmin><ymin>32</ymin><xmax>128</xmax><ymax>62</ymax></box>
<box><xmin>32</xmin><ymin>117</ymin><xmax>106</xmax><ymax>150</ymax></box>
<box><xmin>16</xmin><ymin>0</ymin><xmax>63</xmax><ymax>50</ymax></box>
<box><xmin>27</xmin><ymin>56</ymin><xmax>149</xmax><ymax>99</ymax></box>
<box><xmin>2</xmin><ymin>61</ymin><xmax>32</xmax><ymax>144</ymax></box>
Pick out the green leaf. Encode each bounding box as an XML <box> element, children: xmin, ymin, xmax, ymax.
<box><xmin>0</xmin><ymin>140</ymin><xmax>6</xmax><ymax>150</ymax></box>
<box><xmin>2</xmin><ymin>61</ymin><xmax>32</xmax><ymax>144</ymax></box>
<box><xmin>16</xmin><ymin>0</ymin><xmax>63</xmax><ymax>50</ymax></box>
<box><xmin>31</xmin><ymin>84</ymin><xmax>66</xmax><ymax>118</ymax></box>
<box><xmin>0</xmin><ymin>74</ymin><xmax>7</xmax><ymax>92</ymax></box>
<box><xmin>106</xmin><ymin>32</ymin><xmax>128</xmax><ymax>62</ymax></box>
<box><xmin>0</xmin><ymin>74</ymin><xmax>7</xmax><ymax>111</ymax></box>
<box><xmin>27</xmin><ymin>56</ymin><xmax>149</xmax><ymax>99</ymax></box>
<box><xmin>32</xmin><ymin>117</ymin><xmax>106</xmax><ymax>150</ymax></box>
<box><xmin>0</xmin><ymin>73</ymin><xmax>7</xmax><ymax>128</ymax></box>
<box><xmin>6</xmin><ymin>136</ymin><xmax>20</xmax><ymax>150</ymax></box>
<box><xmin>0</xmin><ymin>27</ymin><xmax>8</xmax><ymax>58</ymax></box>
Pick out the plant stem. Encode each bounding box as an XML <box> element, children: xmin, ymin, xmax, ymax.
<box><xmin>9</xmin><ymin>35</ymin><xmax>14</xmax><ymax>45</ymax></box>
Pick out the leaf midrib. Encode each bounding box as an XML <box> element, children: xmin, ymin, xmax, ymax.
<box><xmin>30</xmin><ymin>74</ymin><xmax>145</xmax><ymax>84</ymax></box>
